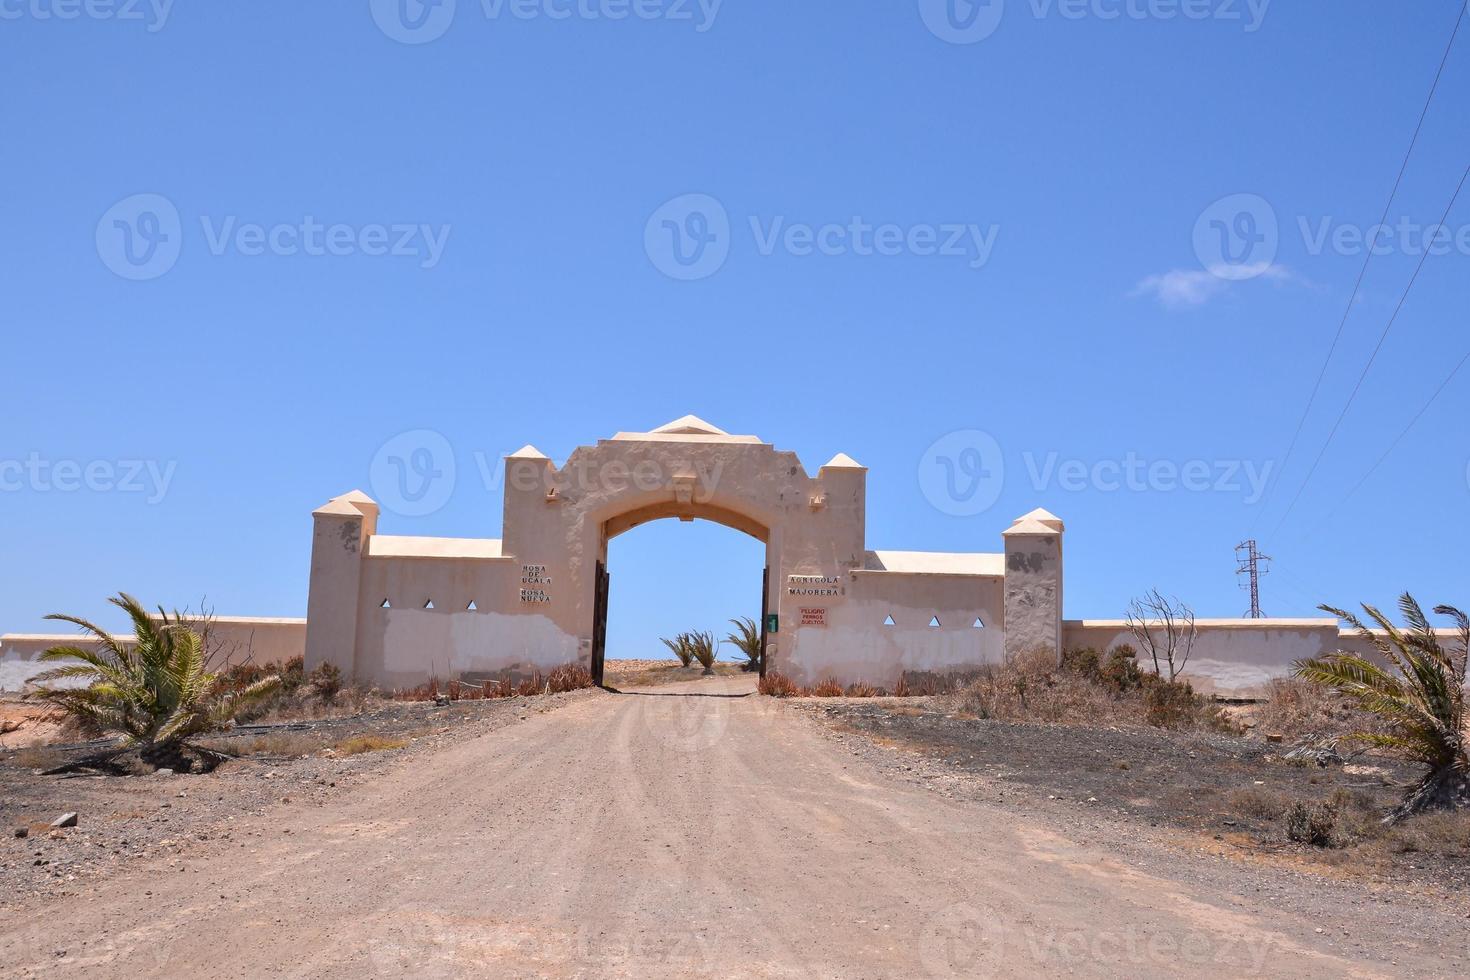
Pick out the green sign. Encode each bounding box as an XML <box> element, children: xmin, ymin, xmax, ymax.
<box><xmin>765</xmin><ymin>613</ymin><xmax>779</xmax><ymax>634</ymax></box>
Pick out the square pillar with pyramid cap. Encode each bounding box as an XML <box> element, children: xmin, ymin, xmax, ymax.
<box><xmin>1002</xmin><ymin>508</ymin><xmax>1064</xmax><ymax>662</ymax></box>
<box><xmin>305</xmin><ymin>490</ymin><xmax>379</xmax><ymax>677</ymax></box>
<box><xmin>814</xmin><ymin>452</ymin><xmax>868</xmax><ymax>564</ymax></box>
<box><xmin>500</xmin><ymin>444</ymin><xmax>557</xmax><ymax>561</ymax></box>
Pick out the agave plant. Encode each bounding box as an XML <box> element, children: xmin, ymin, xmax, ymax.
<box><xmin>25</xmin><ymin>594</ymin><xmax>282</xmax><ymax>766</ymax></box>
<box><xmin>726</xmin><ymin>616</ymin><xmax>762</xmax><ymax>672</ymax></box>
<box><xmin>1294</xmin><ymin>595</ymin><xmax>1469</xmax><ymax>823</ymax></box>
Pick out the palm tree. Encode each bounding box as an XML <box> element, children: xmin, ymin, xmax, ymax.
<box><xmin>1294</xmin><ymin>594</ymin><xmax>1469</xmax><ymax>823</ymax></box>
<box><xmin>726</xmin><ymin>616</ymin><xmax>762</xmax><ymax>672</ymax></box>
<box><xmin>660</xmin><ymin>633</ymin><xmax>694</xmax><ymax>667</ymax></box>
<box><xmin>687</xmin><ymin>630</ymin><xmax>718</xmax><ymax>674</ymax></box>
<box><xmin>26</xmin><ymin>594</ymin><xmax>281</xmax><ymax>766</ymax></box>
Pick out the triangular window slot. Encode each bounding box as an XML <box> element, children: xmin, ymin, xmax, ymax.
<box><xmin>424</xmin><ymin>599</ymin><xmax>435</xmax><ymax>610</ymax></box>
<box><xmin>929</xmin><ymin>616</ymin><xmax>942</xmax><ymax>628</ymax></box>
<box><xmin>972</xmin><ymin>617</ymin><xmax>985</xmax><ymax>629</ymax></box>
<box><xmin>883</xmin><ymin>615</ymin><xmax>896</xmax><ymax>627</ymax></box>
<box><xmin>467</xmin><ymin>600</ymin><xmax>478</xmax><ymax>611</ymax></box>
<box><xmin>380</xmin><ymin>598</ymin><xmax>391</xmax><ymax>609</ymax></box>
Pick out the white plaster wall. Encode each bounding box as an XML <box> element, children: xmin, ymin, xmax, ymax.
<box><xmin>786</xmin><ymin>573</ymin><xmax>1005</xmax><ymax>687</ymax></box>
<box><xmin>351</xmin><ymin>554</ymin><xmax>576</xmax><ymax>688</ymax></box>
<box><xmin>1062</xmin><ymin>620</ymin><xmax>1343</xmax><ymax>698</ymax></box>
<box><xmin>0</xmin><ymin>618</ymin><xmax>307</xmax><ymax>691</ymax></box>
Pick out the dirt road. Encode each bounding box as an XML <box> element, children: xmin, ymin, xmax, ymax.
<box><xmin>0</xmin><ymin>676</ymin><xmax>1455</xmax><ymax>977</ymax></box>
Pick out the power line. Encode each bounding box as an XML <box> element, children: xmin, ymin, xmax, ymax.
<box><xmin>1291</xmin><ymin>350</ymin><xmax>1470</xmax><ymax>542</ymax></box>
<box><xmin>1269</xmin><ymin>159</ymin><xmax>1470</xmax><ymax>537</ymax></box>
<box><xmin>1251</xmin><ymin>1</ymin><xmax>1467</xmax><ymax>530</ymax></box>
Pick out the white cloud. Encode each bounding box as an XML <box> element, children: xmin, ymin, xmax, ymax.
<box><xmin>1132</xmin><ymin>262</ymin><xmax>1300</xmax><ymax>310</ymax></box>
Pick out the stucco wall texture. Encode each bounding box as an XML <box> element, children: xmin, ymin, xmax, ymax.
<box><xmin>5</xmin><ymin>418</ymin><xmax>1449</xmax><ymax>699</ymax></box>
<box><xmin>0</xmin><ymin>618</ymin><xmax>308</xmax><ymax>691</ymax></box>
<box><xmin>291</xmin><ymin>417</ymin><xmax>1425</xmax><ymax>698</ymax></box>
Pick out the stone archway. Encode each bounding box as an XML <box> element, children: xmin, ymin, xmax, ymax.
<box><xmin>307</xmin><ymin>415</ymin><xmax>1034</xmax><ymax>692</ymax></box>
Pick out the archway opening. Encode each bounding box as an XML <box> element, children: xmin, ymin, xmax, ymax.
<box><xmin>597</xmin><ymin>515</ymin><xmax>768</xmax><ymax>691</ymax></box>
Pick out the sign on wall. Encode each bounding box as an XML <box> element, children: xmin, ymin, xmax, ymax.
<box><xmin>520</xmin><ymin>564</ymin><xmax>552</xmax><ymax>604</ymax></box>
<box><xmin>799</xmin><ymin>607</ymin><xmax>828</xmax><ymax>628</ymax></box>
<box><xmin>786</xmin><ymin>574</ymin><xmax>841</xmax><ymax>598</ymax></box>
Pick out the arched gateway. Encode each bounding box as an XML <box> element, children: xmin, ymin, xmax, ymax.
<box><xmin>304</xmin><ymin>416</ymin><xmax>1064</xmax><ymax>690</ymax></box>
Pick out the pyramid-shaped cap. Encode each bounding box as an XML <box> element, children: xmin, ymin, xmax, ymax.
<box><xmin>1012</xmin><ymin>507</ymin><xmax>1064</xmax><ymax>532</ymax></box>
<box><xmin>821</xmin><ymin>452</ymin><xmax>866</xmax><ymax>470</ymax></box>
<box><xmin>507</xmin><ymin>444</ymin><xmax>549</xmax><ymax>460</ymax></box>
<box><xmin>314</xmin><ymin>489</ymin><xmax>377</xmax><ymax>517</ymax></box>
<box><xmin>1003</xmin><ymin>517</ymin><xmax>1058</xmax><ymax>537</ymax></box>
<box><xmin>650</xmin><ymin>415</ymin><xmax>728</xmax><ymax>436</ymax></box>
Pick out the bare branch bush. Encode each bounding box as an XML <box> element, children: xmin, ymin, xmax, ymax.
<box><xmin>1125</xmin><ymin>590</ymin><xmax>1198</xmax><ymax>682</ymax></box>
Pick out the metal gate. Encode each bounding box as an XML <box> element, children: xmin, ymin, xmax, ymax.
<box><xmin>591</xmin><ymin>560</ymin><xmax>610</xmax><ymax>686</ymax></box>
<box><xmin>758</xmin><ymin>565</ymin><xmax>769</xmax><ymax>678</ymax></box>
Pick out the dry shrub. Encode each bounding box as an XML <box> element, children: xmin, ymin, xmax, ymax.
<box><xmin>1227</xmin><ymin>785</ymin><xmax>1295</xmax><ymax>821</ymax></box>
<box><xmin>548</xmin><ymin>663</ymin><xmax>594</xmax><ymax>693</ymax></box>
<box><xmin>958</xmin><ymin>649</ymin><xmax>1133</xmax><ymax>726</ymax></box>
<box><xmin>811</xmin><ymin>679</ymin><xmax>845</xmax><ymax>698</ymax></box>
<box><xmin>759</xmin><ymin>672</ymin><xmax>798</xmax><ymax>697</ymax></box>
<box><xmin>332</xmin><ymin>734</ymin><xmax>408</xmax><ymax>756</ymax></box>
<box><xmin>1253</xmin><ymin>677</ymin><xmax>1391</xmax><ymax>743</ymax></box>
<box><xmin>846</xmin><ymin>682</ymin><xmax>879</xmax><ymax>698</ymax></box>
<box><xmin>955</xmin><ymin>647</ymin><xmax>1234</xmax><ymax>732</ymax></box>
<box><xmin>895</xmin><ymin>671</ymin><xmax>972</xmax><ymax>697</ymax></box>
<box><xmin>394</xmin><ymin>679</ymin><xmax>441</xmax><ymax>702</ymax></box>
<box><xmin>10</xmin><ymin>746</ymin><xmax>70</xmax><ymax>770</ymax></box>
<box><xmin>1286</xmin><ymin>801</ymin><xmax>1340</xmax><ymax>847</ymax></box>
<box><xmin>1100</xmin><ymin>645</ymin><xmax>1144</xmax><ymax>693</ymax></box>
<box><xmin>1380</xmin><ymin>810</ymin><xmax>1470</xmax><ymax>858</ymax></box>
<box><xmin>307</xmin><ymin>662</ymin><xmax>343</xmax><ymax>705</ymax></box>
<box><xmin>516</xmin><ymin>672</ymin><xmax>545</xmax><ymax>697</ymax></box>
<box><xmin>208</xmin><ymin>732</ymin><xmax>322</xmax><ymax>758</ymax></box>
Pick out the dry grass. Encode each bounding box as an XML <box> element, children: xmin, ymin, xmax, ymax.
<box><xmin>1251</xmin><ymin>677</ymin><xmax>1392</xmax><ymax>743</ymax></box>
<box><xmin>757</xmin><ymin>671</ymin><xmax>968</xmax><ymax>699</ymax></box>
<box><xmin>953</xmin><ymin>649</ymin><xmax>1236</xmax><ymax>733</ymax></box>
<box><xmin>1227</xmin><ymin>785</ymin><xmax>1296</xmax><ymax>821</ymax></box>
<box><xmin>202</xmin><ymin>732</ymin><xmax>324</xmax><ymax>758</ymax></box>
<box><xmin>9</xmin><ymin>746</ymin><xmax>70</xmax><ymax>771</ymax></box>
<box><xmin>547</xmin><ymin>663</ymin><xmax>594</xmax><ymax>693</ymax></box>
<box><xmin>331</xmin><ymin>734</ymin><xmax>408</xmax><ymax>756</ymax></box>
<box><xmin>391</xmin><ymin>662</ymin><xmax>593</xmax><ymax>701</ymax></box>
<box><xmin>758</xmin><ymin>672</ymin><xmax>799</xmax><ymax>697</ymax></box>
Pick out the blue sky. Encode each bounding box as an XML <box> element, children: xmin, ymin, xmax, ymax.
<box><xmin>2</xmin><ymin>1</ymin><xmax>1468</xmax><ymax>655</ymax></box>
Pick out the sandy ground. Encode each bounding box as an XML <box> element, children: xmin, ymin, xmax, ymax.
<box><xmin>0</xmin><ymin>675</ymin><xmax>1462</xmax><ymax>978</ymax></box>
